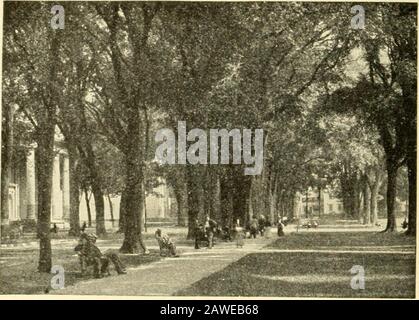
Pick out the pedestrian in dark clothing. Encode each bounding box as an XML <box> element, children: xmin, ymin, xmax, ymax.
<box><xmin>249</xmin><ymin>216</ymin><xmax>259</xmax><ymax>239</ymax></box>
<box><xmin>50</xmin><ymin>223</ymin><xmax>58</xmax><ymax>234</ymax></box>
<box><xmin>277</xmin><ymin>219</ymin><xmax>285</xmax><ymax>237</ymax></box>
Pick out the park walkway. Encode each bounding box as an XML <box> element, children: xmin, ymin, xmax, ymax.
<box><xmin>54</xmin><ymin>233</ymin><xmax>276</xmax><ymax>296</ymax></box>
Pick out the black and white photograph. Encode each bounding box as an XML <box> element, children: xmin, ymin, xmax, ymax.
<box><xmin>0</xmin><ymin>0</ymin><xmax>417</xmax><ymax>299</ymax></box>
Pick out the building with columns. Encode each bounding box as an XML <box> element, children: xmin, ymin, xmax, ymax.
<box><xmin>6</xmin><ymin>141</ymin><xmax>71</xmax><ymax>229</ymax></box>
<box><xmin>6</xmin><ymin>128</ymin><xmax>175</xmax><ymax>231</ymax></box>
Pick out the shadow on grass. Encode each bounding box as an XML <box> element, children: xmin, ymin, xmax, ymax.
<box><xmin>0</xmin><ymin>248</ymin><xmax>161</xmax><ymax>295</ymax></box>
<box><xmin>175</xmin><ymin>231</ymin><xmax>416</xmax><ymax>298</ymax></box>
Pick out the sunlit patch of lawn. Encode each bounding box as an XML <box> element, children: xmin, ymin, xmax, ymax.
<box><xmin>176</xmin><ymin>232</ymin><xmax>416</xmax><ymax>298</ymax></box>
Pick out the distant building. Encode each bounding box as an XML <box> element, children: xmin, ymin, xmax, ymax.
<box><xmin>5</xmin><ymin>127</ymin><xmax>175</xmax><ymax>231</ymax></box>
<box><xmin>299</xmin><ymin>188</ymin><xmax>344</xmax><ymax>217</ymax></box>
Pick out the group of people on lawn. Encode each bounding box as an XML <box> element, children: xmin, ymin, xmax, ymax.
<box><xmin>74</xmin><ymin>214</ymin><xmax>286</xmax><ymax>279</ymax></box>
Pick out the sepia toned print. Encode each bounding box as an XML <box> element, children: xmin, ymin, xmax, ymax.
<box><xmin>0</xmin><ymin>1</ymin><xmax>416</xmax><ymax>298</ymax></box>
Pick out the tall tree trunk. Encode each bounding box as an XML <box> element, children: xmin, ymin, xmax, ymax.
<box><xmin>292</xmin><ymin>192</ymin><xmax>301</xmax><ymax>220</ymax></box>
<box><xmin>220</xmin><ymin>170</ymin><xmax>234</xmax><ymax>227</ymax></box>
<box><xmin>68</xmin><ymin>145</ymin><xmax>80</xmax><ymax>236</ymax></box>
<box><xmin>370</xmin><ymin>182</ymin><xmax>380</xmax><ymax>226</ymax></box>
<box><xmin>186</xmin><ymin>165</ymin><xmax>202</xmax><ymax>239</ymax></box>
<box><xmin>120</xmin><ymin>118</ymin><xmax>147</xmax><ymax>253</ymax></box>
<box><xmin>352</xmin><ymin>174</ymin><xmax>362</xmax><ymax>221</ymax></box>
<box><xmin>84</xmin><ymin>189</ymin><xmax>92</xmax><ymax>227</ymax></box>
<box><xmin>174</xmin><ymin>182</ymin><xmax>187</xmax><ymax>227</ymax></box>
<box><xmin>269</xmin><ymin>177</ymin><xmax>277</xmax><ymax>224</ymax></box>
<box><xmin>37</xmin><ymin>29</ymin><xmax>61</xmax><ymax>273</ymax></box>
<box><xmin>85</xmin><ymin>144</ymin><xmax>106</xmax><ymax>236</ymax></box>
<box><xmin>91</xmin><ymin>181</ymin><xmax>106</xmax><ymax>236</ymax></box>
<box><xmin>107</xmin><ymin>194</ymin><xmax>115</xmax><ymax>228</ymax></box>
<box><xmin>118</xmin><ymin>188</ymin><xmax>127</xmax><ymax>232</ymax></box>
<box><xmin>1</xmin><ymin>103</ymin><xmax>13</xmax><ymax>237</ymax></box>
<box><xmin>36</xmin><ymin>127</ymin><xmax>55</xmax><ymax>272</ymax></box>
<box><xmin>406</xmin><ymin>150</ymin><xmax>416</xmax><ymax>236</ymax></box>
<box><xmin>208</xmin><ymin>168</ymin><xmax>220</xmax><ymax>221</ymax></box>
<box><xmin>367</xmin><ymin>168</ymin><xmax>383</xmax><ymax>226</ymax></box>
<box><xmin>143</xmin><ymin>189</ymin><xmax>147</xmax><ymax>233</ymax></box>
<box><xmin>363</xmin><ymin>175</ymin><xmax>371</xmax><ymax>225</ymax></box>
<box><xmin>384</xmin><ymin>160</ymin><xmax>398</xmax><ymax>232</ymax></box>
<box><xmin>402</xmin><ymin>70</ymin><xmax>416</xmax><ymax>236</ymax></box>
<box><xmin>120</xmin><ymin>161</ymin><xmax>142</xmax><ymax>253</ymax></box>
<box><xmin>232</xmin><ymin>169</ymin><xmax>252</xmax><ymax>227</ymax></box>
<box><xmin>318</xmin><ymin>186</ymin><xmax>322</xmax><ymax>218</ymax></box>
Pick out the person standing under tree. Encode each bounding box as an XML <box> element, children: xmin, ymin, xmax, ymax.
<box><xmin>204</xmin><ymin>215</ymin><xmax>218</xmax><ymax>249</ymax></box>
<box><xmin>277</xmin><ymin>218</ymin><xmax>285</xmax><ymax>237</ymax></box>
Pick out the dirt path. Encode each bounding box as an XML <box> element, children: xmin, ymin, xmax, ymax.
<box><xmin>53</xmin><ymin>235</ymin><xmax>276</xmax><ymax>296</ymax></box>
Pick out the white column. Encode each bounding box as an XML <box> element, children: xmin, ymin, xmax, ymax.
<box><xmin>26</xmin><ymin>148</ymin><xmax>36</xmax><ymax>220</ymax></box>
<box><xmin>51</xmin><ymin>154</ymin><xmax>62</xmax><ymax>220</ymax></box>
<box><xmin>62</xmin><ymin>154</ymin><xmax>70</xmax><ymax>221</ymax></box>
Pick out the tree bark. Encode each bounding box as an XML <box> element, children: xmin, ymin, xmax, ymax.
<box><xmin>0</xmin><ymin>103</ymin><xmax>13</xmax><ymax>237</ymax></box>
<box><xmin>37</xmin><ymin>29</ymin><xmax>61</xmax><ymax>273</ymax></box>
<box><xmin>352</xmin><ymin>173</ymin><xmax>362</xmax><ymax>221</ymax></box>
<box><xmin>91</xmin><ymin>181</ymin><xmax>106</xmax><ymax>236</ymax></box>
<box><xmin>232</xmin><ymin>169</ymin><xmax>252</xmax><ymax>227</ymax></box>
<box><xmin>406</xmin><ymin>151</ymin><xmax>416</xmax><ymax>236</ymax></box>
<box><xmin>84</xmin><ymin>144</ymin><xmax>106</xmax><ymax>236</ymax></box>
<box><xmin>84</xmin><ymin>189</ymin><xmax>92</xmax><ymax>227</ymax></box>
<box><xmin>362</xmin><ymin>175</ymin><xmax>371</xmax><ymax>225</ymax></box>
<box><xmin>366</xmin><ymin>167</ymin><xmax>383</xmax><ymax>226</ymax></box>
<box><xmin>107</xmin><ymin>194</ymin><xmax>115</xmax><ymax>228</ymax></box>
<box><xmin>68</xmin><ymin>145</ymin><xmax>81</xmax><ymax>236</ymax></box>
<box><xmin>118</xmin><ymin>188</ymin><xmax>127</xmax><ymax>232</ymax></box>
<box><xmin>220</xmin><ymin>169</ymin><xmax>234</xmax><ymax>227</ymax></box>
<box><xmin>186</xmin><ymin>165</ymin><xmax>202</xmax><ymax>239</ymax></box>
<box><xmin>119</xmin><ymin>118</ymin><xmax>147</xmax><ymax>254</ymax></box>
<box><xmin>384</xmin><ymin>160</ymin><xmax>398</xmax><ymax>232</ymax></box>
<box><xmin>36</xmin><ymin>131</ymin><xmax>55</xmax><ymax>272</ymax></box>
<box><xmin>174</xmin><ymin>181</ymin><xmax>187</xmax><ymax>227</ymax></box>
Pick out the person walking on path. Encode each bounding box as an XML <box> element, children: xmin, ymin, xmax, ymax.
<box><xmin>277</xmin><ymin>218</ymin><xmax>285</xmax><ymax>237</ymax></box>
<box><xmin>249</xmin><ymin>215</ymin><xmax>259</xmax><ymax>239</ymax></box>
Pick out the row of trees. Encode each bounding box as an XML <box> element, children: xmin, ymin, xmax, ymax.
<box><xmin>1</xmin><ymin>2</ymin><xmax>416</xmax><ymax>273</ymax></box>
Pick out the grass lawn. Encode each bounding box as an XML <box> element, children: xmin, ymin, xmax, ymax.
<box><xmin>175</xmin><ymin>231</ymin><xmax>416</xmax><ymax>298</ymax></box>
<box><xmin>0</xmin><ymin>242</ymin><xmax>161</xmax><ymax>295</ymax></box>
<box><xmin>0</xmin><ymin>226</ymin><xmax>191</xmax><ymax>295</ymax></box>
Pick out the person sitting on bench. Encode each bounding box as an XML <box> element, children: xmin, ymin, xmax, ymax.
<box><xmin>155</xmin><ymin>229</ymin><xmax>179</xmax><ymax>257</ymax></box>
<box><xmin>74</xmin><ymin>233</ymin><xmax>127</xmax><ymax>278</ymax></box>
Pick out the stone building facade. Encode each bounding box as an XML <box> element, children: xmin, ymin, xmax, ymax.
<box><xmin>6</xmin><ymin>138</ymin><xmax>175</xmax><ymax>230</ymax></box>
<box><xmin>6</xmin><ymin>144</ymin><xmax>70</xmax><ymax>228</ymax></box>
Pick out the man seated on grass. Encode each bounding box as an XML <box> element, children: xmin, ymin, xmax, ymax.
<box><xmin>75</xmin><ymin>232</ymin><xmax>127</xmax><ymax>278</ymax></box>
<box><xmin>155</xmin><ymin>229</ymin><xmax>179</xmax><ymax>257</ymax></box>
